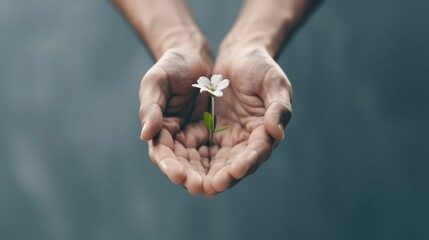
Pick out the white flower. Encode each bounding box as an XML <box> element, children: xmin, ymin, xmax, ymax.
<box><xmin>192</xmin><ymin>74</ymin><xmax>229</xmax><ymax>97</ymax></box>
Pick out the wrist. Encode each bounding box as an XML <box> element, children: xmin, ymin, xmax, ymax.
<box><xmin>157</xmin><ymin>34</ymin><xmax>213</xmax><ymax>77</ymax></box>
<box><xmin>219</xmin><ymin>20</ymin><xmax>293</xmax><ymax>58</ymax></box>
<box><xmin>219</xmin><ymin>0</ymin><xmax>304</xmax><ymax>57</ymax></box>
<box><xmin>219</xmin><ymin>33</ymin><xmax>272</xmax><ymax>57</ymax></box>
<box><xmin>153</xmin><ymin>28</ymin><xmax>210</xmax><ymax>59</ymax></box>
<box><xmin>218</xmin><ymin>29</ymin><xmax>277</xmax><ymax>60</ymax></box>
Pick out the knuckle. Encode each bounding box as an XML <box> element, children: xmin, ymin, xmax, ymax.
<box><xmin>141</xmin><ymin>66</ymin><xmax>168</xmax><ymax>87</ymax></box>
<box><xmin>138</xmin><ymin>103</ymin><xmax>148</xmax><ymax>115</ymax></box>
<box><xmin>138</xmin><ymin>103</ymin><xmax>154</xmax><ymax>120</ymax></box>
<box><xmin>270</xmin><ymin>101</ymin><xmax>292</xmax><ymax>122</ymax></box>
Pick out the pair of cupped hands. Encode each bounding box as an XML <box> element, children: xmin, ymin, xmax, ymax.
<box><xmin>139</xmin><ymin>43</ymin><xmax>292</xmax><ymax>198</ymax></box>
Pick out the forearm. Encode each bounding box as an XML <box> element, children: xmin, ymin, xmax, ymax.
<box><xmin>112</xmin><ymin>0</ymin><xmax>208</xmax><ymax>59</ymax></box>
<box><xmin>221</xmin><ymin>0</ymin><xmax>311</xmax><ymax>57</ymax></box>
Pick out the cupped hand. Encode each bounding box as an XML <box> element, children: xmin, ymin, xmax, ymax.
<box><xmin>139</xmin><ymin>46</ymin><xmax>212</xmax><ymax>194</ymax></box>
<box><xmin>203</xmin><ymin>47</ymin><xmax>293</xmax><ymax>196</ymax></box>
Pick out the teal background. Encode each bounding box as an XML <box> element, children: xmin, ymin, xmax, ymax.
<box><xmin>1</xmin><ymin>0</ymin><xmax>429</xmax><ymax>239</ymax></box>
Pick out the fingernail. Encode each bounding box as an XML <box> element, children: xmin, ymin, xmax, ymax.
<box><xmin>278</xmin><ymin>123</ymin><xmax>284</xmax><ymax>140</ymax></box>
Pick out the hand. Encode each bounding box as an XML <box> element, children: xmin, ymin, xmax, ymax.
<box><xmin>203</xmin><ymin>46</ymin><xmax>293</xmax><ymax>196</ymax></box>
<box><xmin>115</xmin><ymin>0</ymin><xmax>308</xmax><ymax>197</ymax></box>
<box><xmin>139</xmin><ymin>46</ymin><xmax>213</xmax><ymax>195</ymax></box>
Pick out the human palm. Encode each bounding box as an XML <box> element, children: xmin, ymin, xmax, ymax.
<box><xmin>203</xmin><ymin>47</ymin><xmax>293</xmax><ymax>195</ymax></box>
<box><xmin>141</xmin><ymin>47</ymin><xmax>292</xmax><ymax>196</ymax></box>
<box><xmin>139</xmin><ymin>47</ymin><xmax>213</xmax><ymax>195</ymax></box>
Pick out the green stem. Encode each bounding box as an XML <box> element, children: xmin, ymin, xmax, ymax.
<box><xmin>210</xmin><ymin>96</ymin><xmax>215</xmax><ymax>145</ymax></box>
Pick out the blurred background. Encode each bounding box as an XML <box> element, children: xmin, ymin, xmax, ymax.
<box><xmin>1</xmin><ymin>0</ymin><xmax>428</xmax><ymax>239</ymax></box>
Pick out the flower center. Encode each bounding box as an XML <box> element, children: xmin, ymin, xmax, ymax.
<box><xmin>208</xmin><ymin>83</ymin><xmax>217</xmax><ymax>91</ymax></box>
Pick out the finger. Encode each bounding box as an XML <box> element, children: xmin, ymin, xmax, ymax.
<box><xmin>229</xmin><ymin>150</ymin><xmax>260</xmax><ymax>179</ymax></box>
<box><xmin>203</xmin><ymin>161</ymin><xmax>224</xmax><ymax>195</ymax></box>
<box><xmin>215</xmin><ymin>165</ymin><xmax>259</xmax><ymax>193</ymax></box>
<box><xmin>188</xmin><ymin>148</ymin><xmax>206</xmax><ymax>176</ymax></box>
<box><xmin>171</xmin><ymin>138</ymin><xmax>206</xmax><ymax>195</ymax></box>
<box><xmin>184</xmin><ymin>170</ymin><xmax>203</xmax><ymax>195</ymax></box>
<box><xmin>198</xmin><ymin>146</ymin><xmax>210</xmax><ymax>171</ymax></box>
<box><xmin>184</xmin><ymin>149</ymin><xmax>205</xmax><ymax>195</ymax></box>
<box><xmin>180</xmin><ymin>122</ymin><xmax>209</xmax><ymax>148</ymax></box>
<box><xmin>264</xmin><ymin>102</ymin><xmax>290</xmax><ymax>140</ymax></box>
<box><xmin>139</xmin><ymin>66</ymin><xmax>169</xmax><ymax>141</ymax></box>
<box><xmin>159</xmin><ymin>157</ymin><xmax>186</xmax><ymax>185</ymax></box>
<box><xmin>203</xmin><ymin>146</ymin><xmax>231</xmax><ymax>195</ymax></box>
<box><xmin>212</xmin><ymin>166</ymin><xmax>232</xmax><ymax>192</ymax></box>
<box><xmin>261</xmin><ymin>67</ymin><xmax>293</xmax><ymax>141</ymax></box>
<box><xmin>212</xmin><ymin>144</ymin><xmax>246</xmax><ymax>192</ymax></box>
<box><xmin>149</xmin><ymin>129</ymin><xmax>186</xmax><ymax>185</ymax></box>
<box><xmin>229</xmin><ymin>126</ymin><xmax>273</xmax><ymax>179</ymax></box>
<box><xmin>177</xmin><ymin>156</ymin><xmax>203</xmax><ymax>195</ymax></box>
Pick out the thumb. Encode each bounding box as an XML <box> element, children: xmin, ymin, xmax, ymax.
<box><xmin>264</xmin><ymin>102</ymin><xmax>291</xmax><ymax>140</ymax></box>
<box><xmin>139</xmin><ymin>66</ymin><xmax>169</xmax><ymax>141</ymax></box>
<box><xmin>262</xmin><ymin>69</ymin><xmax>293</xmax><ymax>141</ymax></box>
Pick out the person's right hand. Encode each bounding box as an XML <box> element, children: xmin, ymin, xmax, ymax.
<box><xmin>139</xmin><ymin>46</ymin><xmax>213</xmax><ymax>195</ymax></box>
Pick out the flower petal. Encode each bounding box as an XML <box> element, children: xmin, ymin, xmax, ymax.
<box><xmin>197</xmin><ymin>76</ymin><xmax>210</xmax><ymax>87</ymax></box>
<box><xmin>211</xmin><ymin>74</ymin><xmax>222</xmax><ymax>85</ymax></box>
<box><xmin>216</xmin><ymin>79</ymin><xmax>229</xmax><ymax>91</ymax></box>
<box><xmin>192</xmin><ymin>84</ymin><xmax>203</xmax><ymax>89</ymax></box>
<box><xmin>197</xmin><ymin>86</ymin><xmax>210</xmax><ymax>93</ymax></box>
<box><xmin>210</xmin><ymin>90</ymin><xmax>223</xmax><ymax>97</ymax></box>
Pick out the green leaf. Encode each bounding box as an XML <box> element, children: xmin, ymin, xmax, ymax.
<box><xmin>203</xmin><ymin>112</ymin><xmax>213</xmax><ymax>132</ymax></box>
<box><xmin>214</xmin><ymin>126</ymin><xmax>229</xmax><ymax>133</ymax></box>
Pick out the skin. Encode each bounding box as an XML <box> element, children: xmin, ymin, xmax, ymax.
<box><xmin>204</xmin><ymin>47</ymin><xmax>293</xmax><ymax>196</ymax></box>
<box><xmin>140</xmin><ymin>47</ymin><xmax>212</xmax><ymax>195</ymax></box>
<box><xmin>113</xmin><ymin>0</ymin><xmax>313</xmax><ymax>197</ymax></box>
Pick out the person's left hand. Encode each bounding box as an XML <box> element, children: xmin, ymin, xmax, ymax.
<box><xmin>202</xmin><ymin>46</ymin><xmax>293</xmax><ymax>197</ymax></box>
